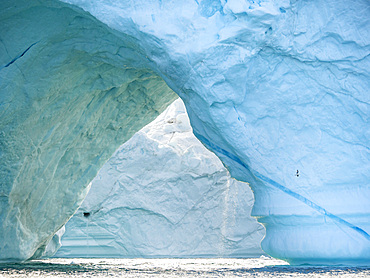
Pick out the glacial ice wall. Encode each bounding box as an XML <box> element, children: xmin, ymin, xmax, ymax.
<box><xmin>57</xmin><ymin>0</ymin><xmax>370</xmax><ymax>264</ymax></box>
<box><xmin>55</xmin><ymin>99</ymin><xmax>265</xmax><ymax>258</ymax></box>
<box><xmin>0</xmin><ymin>0</ymin><xmax>176</xmax><ymax>261</ymax></box>
<box><xmin>1</xmin><ymin>0</ymin><xmax>369</xmax><ymax>264</ymax></box>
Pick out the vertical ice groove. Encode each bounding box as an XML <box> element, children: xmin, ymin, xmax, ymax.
<box><xmin>194</xmin><ymin>132</ymin><xmax>370</xmax><ymax>241</ymax></box>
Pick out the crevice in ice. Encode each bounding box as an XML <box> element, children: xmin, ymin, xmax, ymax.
<box><xmin>108</xmin><ymin>206</ymin><xmax>175</xmax><ymax>225</ymax></box>
<box><xmin>194</xmin><ymin>132</ymin><xmax>370</xmax><ymax>241</ymax></box>
<box><xmin>0</xmin><ymin>41</ymin><xmax>38</xmax><ymax>70</ymax></box>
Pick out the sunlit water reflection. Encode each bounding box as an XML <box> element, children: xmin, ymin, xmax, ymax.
<box><xmin>1</xmin><ymin>257</ymin><xmax>369</xmax><ymax>277</ymax></box>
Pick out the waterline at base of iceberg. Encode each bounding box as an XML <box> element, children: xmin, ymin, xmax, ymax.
<box><xmin>1</xmin><ymin>258</ymin><xmax>369</xmax><ymax>278</ymax></box>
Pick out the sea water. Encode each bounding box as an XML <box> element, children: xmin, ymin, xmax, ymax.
<box><xmin>0</xmin><ymin>257</ymin><xmax>369</xmax><ymax>277</ymax></box>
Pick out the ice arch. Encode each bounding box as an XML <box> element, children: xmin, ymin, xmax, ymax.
<box><xmin>1</xmin><ymin>0</ymin><xmax>369</xmax><ymax>264</ymax></box>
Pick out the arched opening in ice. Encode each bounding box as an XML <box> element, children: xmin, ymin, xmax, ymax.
<box><xmin>1</xmin><ymin>0</ymin><xmax>369</xmax><ymax>265</ymax></box>
<box><xmin>54</xmin><ymin>99</ymin><xmax>266</xmax><ymax>258</ymax></box>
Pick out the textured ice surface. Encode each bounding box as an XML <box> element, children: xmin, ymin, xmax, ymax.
<box><xmin>0</xmin><ymin>0</ymin><xmax>176</xmax><ymax>261</ymax></box>
<box><xmin>54</xmin><ymin>99</ymin><xmax>265</xmax><ymax>258</ymax></box>
<box><xmin>56</xmin><ymin>0</ymin><xmax>369</xmax><ymax>264</ymax></box>
<box><xmin>1</xmin><ymin>0</ymin><xmax>369</xmax><ymax>264</ymax></box>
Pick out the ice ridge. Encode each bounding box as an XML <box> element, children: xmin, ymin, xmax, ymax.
<box><xmin>195</xmin><ymin>132</ymin><xmax>370</xmax><ymax>241</ymax></box>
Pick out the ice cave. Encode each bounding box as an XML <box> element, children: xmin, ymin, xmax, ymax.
<box><xmin>0</xmin><ymin>0</ymin><xmax>369</xmax><ymax>265</ymax></box>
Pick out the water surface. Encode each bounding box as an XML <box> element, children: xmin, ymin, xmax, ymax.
<box><xmin>1</xmin><ymin>257</ymin><xmax>369</xmax><ymax>277</ymax></box>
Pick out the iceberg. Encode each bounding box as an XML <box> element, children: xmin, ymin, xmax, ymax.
<box><xmin>1</xmin><ymin>0</ymin><xmax>369</xmax><ymax>264</ymax></box>
<box><xmin>54</xmin><ymin>99</ymin><xmax>265</xmax><ymax>258</ymax></box>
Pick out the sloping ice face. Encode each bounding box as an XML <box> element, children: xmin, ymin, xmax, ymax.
<box><xmin>1</xmin><ymin>0</ymin><xmax>369</xmax><ymax>264</ymax></box>
<box><xmin>54</xmin><ymin>99</ymin><xmax>265</xmax><ymax>258</ymax></box>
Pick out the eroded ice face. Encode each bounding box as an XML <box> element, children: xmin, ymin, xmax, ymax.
<box><xmin>0</xmin><ymin>0</ymin><xmax>177</xmax><ymax>261</ymax></box>
<box><xmin>54</xmin><ymin>99</ymin><xmax>265</xmax><ymax>258</ymax></box>
<box><xmin>1</xmin><ymin>0</ymin><xmax>369</xmax><ymax>264</ymax></box>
